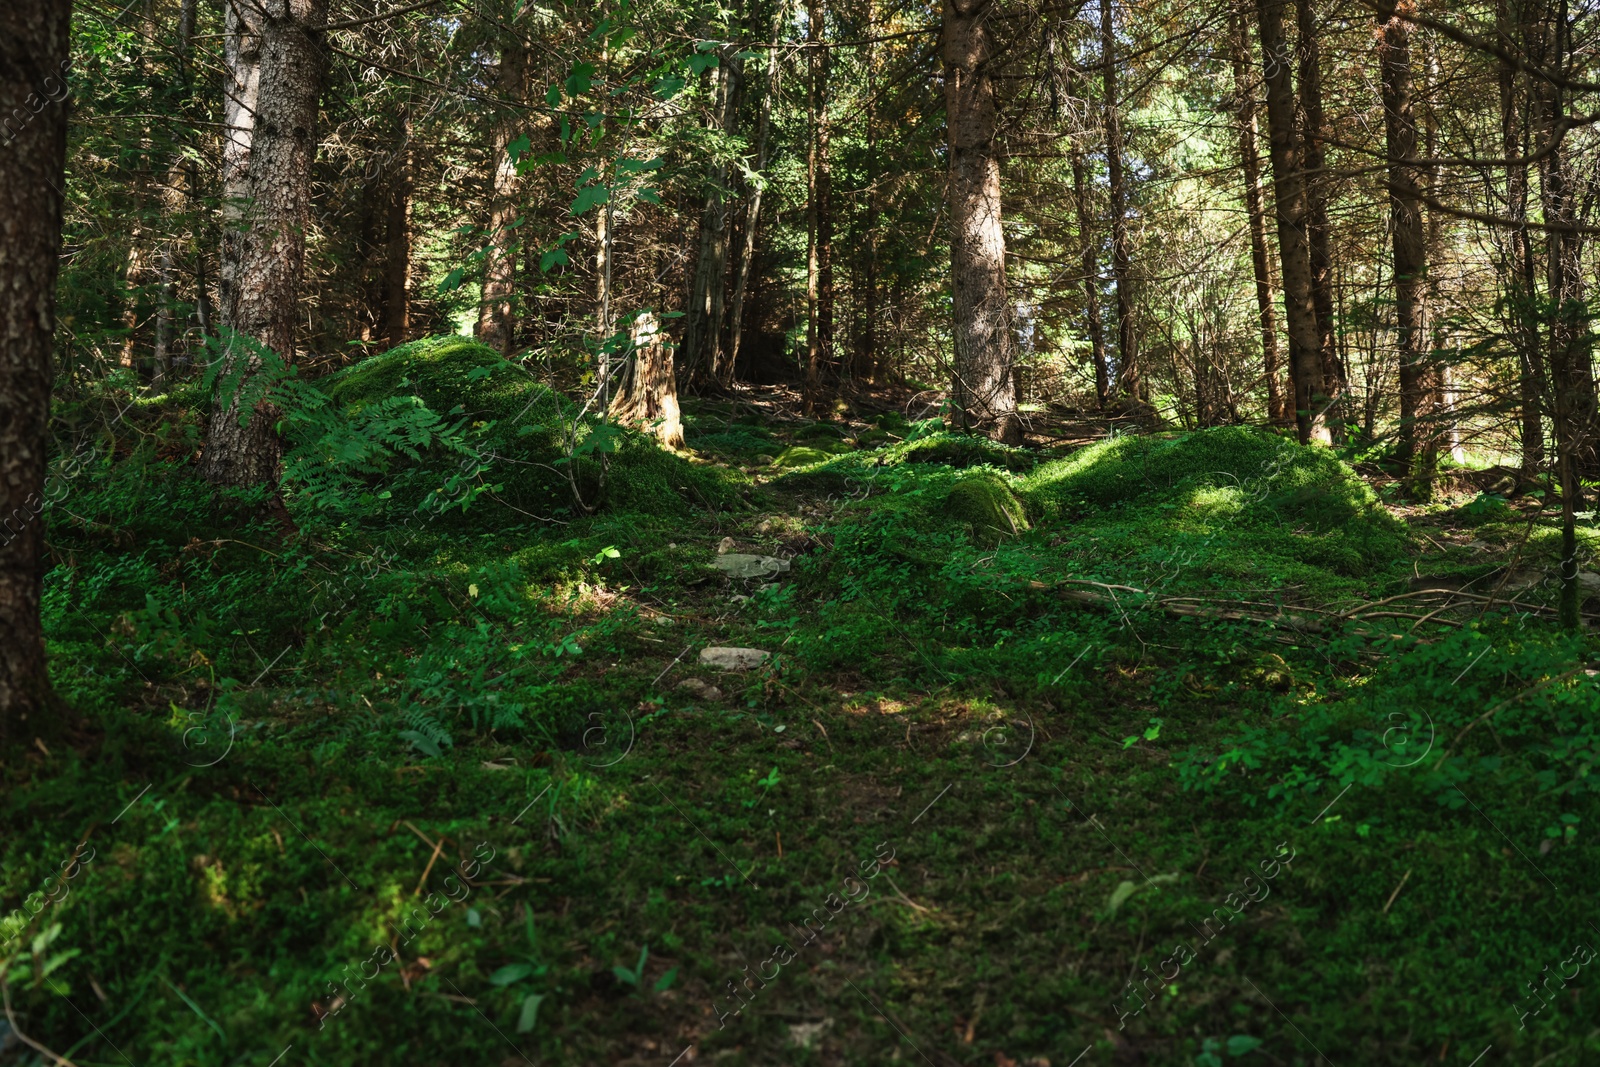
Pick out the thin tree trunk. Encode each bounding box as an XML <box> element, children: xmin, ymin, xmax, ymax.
<box><xmin>477</xmin><ymin>40</ymin><xmax>526</xmax><ymax>355</ymax></box>
<box><xmin>1101</xmin><ymin>0</ymin><xmax>1139</xmax><ymax>404</ymax></box>
<box><xmin>1231</xmin><ymin>9</ymin><xmax>1285</xmax><ymax>425</ymax></box>
<box><xmin>858</xmin><ymin>5</ymin><xmax>879</xmax><ymax>382</ymax></box>
<box><xmin>384</xmin><ymin>111</ymin><xmax>411</xmax><ymax>349</ymax></box>
<box><xmin>728</xmin><ymin>3</ymin><xmax>785</xmax><ymax>382</ymax></box>
<box><xmin>1498</xmin><ymin>0</ymin><xmax>1543</xmax><ymax>482</ymax></box>
<box><xmin>0</xmin><ymin>0</ymin><xmax>72</xmax><ymax>746</ymax></box>
<box><xmin>202</xmin><ymin>0</ymin><xmax>329</xmax><ymax>488</ymax></box>
<box><xmin>1377</xmin><ymin>0</ymin><xmax>1437</xmax><ymax>499</ymax></box>
<box><xmin>1254</xmin><ymin>0</ymin><xmax>1329</xmax><ymax>444</ymax></box>
<box><xmin>153</xmin><ymin>0</ymin><xmax>198</xmax><ymax>392</ymax></box>
<box><xmin>1071</xmin><ymin>142</ymin><xmax>1109</xmax><ymax>409</ymax></box>
<box><xmin>805</xmin><ymin>0</ymin><xmax>834</xmax><ymax>408</ymax></box>
<box><xmin>1295</xmin><ymin>0</ymin><xmax>1344</xmax><ymax>437</ymax></box>
<box><xmin>1528</xmin><ymin>0</ymin><xmax>1595</xmax><ymax>624</ymax></box>
<box><xmin>684</xmin><ymin>52</ymin><xmax>744</xmax><ymax>385</ymax></box>
<box><xmin>944</xmin><ymin>0</ymin><xmax>1020</xmax><ymax>442</ymax></box>
<box><xmin>218</xmin><ymin>0</ymin><xmax>261</xmax><ymax>349</ymax></box>
<box><xmin>1424</xmin><ymin>39</ymin><xmax>1456</xmax><ymax>464</ymax></box>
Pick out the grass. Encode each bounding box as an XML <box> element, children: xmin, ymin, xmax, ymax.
<box><xmin>2</xmin><ymin>365</ymin><xmax>1598</xmax><ymax>1067</ymax></box>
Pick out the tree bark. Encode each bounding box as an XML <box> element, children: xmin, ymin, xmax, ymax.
<box><xmin>383</xmin><ymin>111</ymin><xmax>411</xmax><ymax>349</ymax></box>
<box><xmin>1230</xmin><ymin>10</ymin><xmax>1285</xmax><ymax>425</ymax></box>
<box><xmin>857</xmin><ymin>5</ymin><xmax>880</xmax><ymax>383</ymax></box>
<box><xmin>477</xmin><ymin>39</ymin><xmax>526</xmax><ymax>355</ymax></box>
<box><xmin>1376</xmin><ymin>0</ymin><xmax>1438</xmax><ymax>499</ymax></box>
<box><xmin>219</xmin><ymin>0</ymin><xmax>261</xmax><ymax>348</ymax></box>
<box><xmin>1101</xmin><ymin>0</ymin><xmax>1139</xmax><ymax>404</ymax></box>
<box><xmin>1295</xmin><ymin>0</ymin><xmax>1344</xmax><ymax>436</ymax></box>
<box><xmin>683</xmin><ymin>52</ymin><xmax>744</xmax><ymax>385</ymax></box>
<box><xmin>610</xmin><ymin>312</ymin><xmax>685</xmax><ymax>449</ymax></box>
<box><xmin>1253</xmin><ymin>0</ymin><xmax>1330</xmax><ymax>444</ymax></box>
<box><xmin>1497</xmin><ymin>0</ymin><xmax>1543</xmax><ymax>482</ymax></box>
<box><xmin>805</xmin><ymin>0</ymin><xmax>835</xmax><ymax>408</ymax></box>
<box><xmin>153</xmin><ymin>0</ymin><xmax>199</xmax><ymax>391</ymax></box>
<box><xmin>0</xmin><ymin>0</ymin><xmax>72</xmax><ymax>747</ymax></box>
<box><xmin>944</xmin><ymin>0</ymin><xmax>1020</xmax><ymax>442</ymax></box>
<box><xmin>203</xmin><ymin>0</ymin><xmax>328</xmax><ymax>487</ymax></box>
<box><xmin>1070</xmin><ymin>142</ymin><xmax>1109</xmax><ymax>409</ymax></box>
<box><xmin>727</xmin><ymin>2</ymin><xmax>786</xmax><ymax>382</ymax></box>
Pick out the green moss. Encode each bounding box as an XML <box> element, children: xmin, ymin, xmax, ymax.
<box><xmin>772</xmin><ymin>445</ymin><xmax>835</xmax><ymax>468</ymax></box>
<box><xmin>944</xmin><ymin>471</ymin><xmax>1030</xmax><ymax>543</ymax></box>
<box><xmin>1020</xmin><ymin>426</ymin><xmax>1409</xmax><ymax>575</ymax></box>
<box><xmin>884</xmin><ymin>430</ymin><xmax>1034</xmax><ymax>471</ymax></box>
<box><xmin>323</xmin><ymin>336</ymin><xmax>740</xmax><ymax>518</ymax></box>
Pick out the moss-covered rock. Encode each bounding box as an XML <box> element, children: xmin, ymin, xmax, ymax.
<box><xmin>945</xmin><ymin>472</ymin><xmax>1030</xmax><ymax>543</ymax></box>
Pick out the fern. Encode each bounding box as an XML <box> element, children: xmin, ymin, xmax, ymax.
<box><xmin>398</xmin><ymin>706</ymin><xmax>454</xmax><ymax>758</ymax></box>
<box><xmin>202</xmin><ymin>329</ymin><xmax>480</xmax><ymax>513</ymax></box>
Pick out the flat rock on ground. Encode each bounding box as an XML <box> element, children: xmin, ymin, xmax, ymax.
<box><xmin>713</xmin><ymin>553</ymin><xmax>791</xmax><ymax>580</ymax></box>
<box><xmin>699</xmin><ymin>646</ymin><xmax>770</xmax><ymax>670</ymax></box>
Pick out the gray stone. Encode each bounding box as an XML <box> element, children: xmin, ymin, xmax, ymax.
<box><xmin>713</xmin><ymin>553</ymin><xmax>791</xmax><ymax>579</ymax></box>
<box><xmin>676</xmin><ymin>677</ymin><xmax>724</xmax><ymax>700</ymax></box>
<box><xmin>699</xmin><ymin>646</ymin><xmax>770</xmax><ymax>670</ymax></box>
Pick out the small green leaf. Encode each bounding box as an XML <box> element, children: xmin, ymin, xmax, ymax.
<box><xmin>570</xmin><ymin>185</ymin><xmax>608</xmax><ymax>215</ymax></box>
<box><xmin>545</xmin><ymin>83</ymin><xmax>561</xmax><ymax>107</ymax></box>
<box><xmin>652</xmin><ymin>967</ymin><xmax>678</xmax><ymax>993</ymax></box>
<box><xmin>517</xmin><ymin>992</ymin><xmax>545</xmax><ymax>1033</ymax></box>
<box><xmin>490</xmin><ymin>962</ymin><xmax>536</xmax><ymax>986</ymax></box>
<box><xmin>1226</xmin><ymin>1035</ymin><xmax>1264</xmax><ymax>1056</ymax></box>
<box><xmin>437</xmin><ymin>267</ymin><xmax>465</xmax><ymax>293</ymax></box>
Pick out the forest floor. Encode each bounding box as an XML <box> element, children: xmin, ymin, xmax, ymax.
<box><xmin>3</xmin><ymin>338</ymin><xmax>1599</xmax><ymax>1067</ymax></box>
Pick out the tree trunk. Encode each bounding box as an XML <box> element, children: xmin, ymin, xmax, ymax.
<box><xmin>218</xmin><ymin>0</ymin><xmax>261</xmax><ymax>349</ymax></box>
<box><xmin>1295</xmin><ymin>0</ymin><xmax>1344</xmax><ymax>437</ymax></box>
<box><xmin>0</xmin><ymin>0</ymin><xmax>72</xmax><ymax>747</ymax></box>
<box><xmin>944</xmin><ymin>0</ymin><xmax>1020</xmax><ymax>443</ymax></box>
<box><xmin>1071</xmin><ymin>144</ymin><xmax>1109</xmax><ymax>409</ymax></box>
<box><xmin>857</xmin><ymin>7</ymin><xmax>879</xmax><ymax>382</ymax></box>
<box><xmin>1497</xmin><ymin>0</ymin><xmax>1543</xmax><ymax>482</ymax></box>
<box><xmin>1101</xmin><ymin>0</ymin><xmax>1139</xmax><ymax>404</ymax></box>
<box><xmin>1377</xmin><ymin>0</ymin><xmax>1438</xmax><ymax>499</ymax></box>
<box><xmin>1230</xmin><ymin>10</ymin><xmax>1285</xmax><ymax>426</ymax></box>
<box><xmin>384</xmin><ymin>112</ymin><xmax>411</xmax><ymax>349</ymax></box>
<box><xmin>202</xmin><ymin>0</ymin><xmax>328</xmax><ymax>488</ymax></box>
<box><xmin>153</xmin><ymin>0</ymin><xmax>199</xmax><ymax>392</ymax></box>
<box><xmin>684</xmin><ymin>52</ymin><xmax>744</xmax><ymax>386</ymax></box>
<box><xmin>727</xmin><ymin>2</ymin><xmax>786</xmax><ymax>382</ymax></box>
<box><xmin>1424</xmin><ymin>40</ymin><xmax>1456</xmax><ymax>465</ymax></box>
<box><xmin>477</xmin><ymin>40</ymin><xmax>526</xmax><ymax>355</ymax></box>
<box><xmin>610</xmin><ymin>312</ymin><xmax>685</xmax><ymax>449</ymax></box>
<box><xmin>1254</xmin><ymin>0</ymin><xmax>1330</xmax><ymax>444</ymax></box>
<box><xmin>805</xmin><ymin>0</ymin><xmax>835</xmax><ymax>409</ymax></box>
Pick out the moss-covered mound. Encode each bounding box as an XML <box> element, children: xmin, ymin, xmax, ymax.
<box><xmin>945</xmin><ymin>471</ymin><xmax>1030</xmax><ymax>543</ymax></box>
<box><xmin>772</xmin><ymin>445</ymin><xmax>835</xmax><ymax>469</ymax></box>
<box><xmin>324</xmin><ymin>336</ymin><xmax>740</xmax><ymax>518</ymax></box>
<box><xmin>885</xmin><ymin>430</ymin><xmax>1034</xmax><ymax>471</ymax></box>
<box><xmin>1019</xmin><ymin>426</ymin><xmax>1409</xmax><ymax>574</ymax></box>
